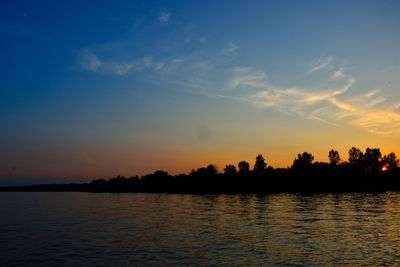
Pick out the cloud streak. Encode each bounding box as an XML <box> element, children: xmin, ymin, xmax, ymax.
<box><xmin>141</xmin><ymin>48</ymin><xmax>400</xmax><ymax>136</ymax></box>
<box><xmin>310</xmin><ymin>56</ymin><xmax>333</xmax><ymax>72</ymax></box>
<box><xmin>79</xmin><ymin>51</ymin><xmax>164</xmax><ymax>75</ymax></box>
<box><xmin>221</xmin><ymin>43</ymin><xmax>238</xmax><ymax>56</ymax></box>
<box><xmin>331</xmin><ymin>67</ymin><xmax>345</xmax><ymax>79</ymax></box>
<box><xmin>216</xmin><ymin>63</ymin><xmax>400</xmax><ymax>135</ymax></box>
<box><xmin>78</xmin><ymin>43</ymin><xmax>400</xmax><ymax>135</ymax></box>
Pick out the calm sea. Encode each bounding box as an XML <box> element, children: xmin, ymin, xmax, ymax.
<box><xmin>1</xmin><ymin>192</ymin><xmax>400</xmax><ymax>266</ymax></box>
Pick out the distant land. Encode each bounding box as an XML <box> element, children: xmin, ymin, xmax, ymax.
<box><xmin>1</xmin><ymin>147</ymin><xmax>399</xmax><ymax>194</ymax></box>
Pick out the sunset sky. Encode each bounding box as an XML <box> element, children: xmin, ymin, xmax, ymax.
<box><xmin>1</xmin><ymin>0</ymin><xmax>400</xmax><ymax>185</ymax></box>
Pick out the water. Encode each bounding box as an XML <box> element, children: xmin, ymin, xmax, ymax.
<box><xmin>1</xmin><ymin>192</ymin><xmax>400</xmax><ymax>266</ymax></box>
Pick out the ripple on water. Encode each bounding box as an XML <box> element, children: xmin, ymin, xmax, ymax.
<box><xmin>1</xmin><ymin>192</ymin><xmax>400</xmax><ymax>265</ymax></box>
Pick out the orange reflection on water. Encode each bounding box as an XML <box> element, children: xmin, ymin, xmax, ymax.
<box><xmin>1</xmin><ymin>192</ymin><xmax>400</xmax><ymax>265</ymax></box>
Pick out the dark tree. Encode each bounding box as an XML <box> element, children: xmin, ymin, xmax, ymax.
<box><xmin>253</xmin><ymin>154</ymin><xmax>267</xmax><ymax>172</ymax></box>
<box><xmin>238</xmin><ymin>161</ymin><xmax>250</xmax><ymax>173</ymax></box>
<box><xmin>328</xmin><ymin>149</ymin><xmax>341</xmax><ymax>166</ymax></box>
<box><xmin>190</xmin><ymin>164</ymin><xmax>217</xmax><ymax>177</ymax></box>
<box><xmin>292</xmin><ymin>152</ymin><xmax>314</xmax><ymax>169</ymax></box>
<box><xmin>143</xmin><ymin>170</ymin><xmax>170</xmax><ymax>183</ymax></box>
<box><xmin>82</xmin><ymin>145</ymin><xmax>400</xmax><ymax>194</ymax></box>
<box><xmin>206</xmin><ymin>164</ymin><xmax>218</xmax><ymax>176</ymax></box>
<box><xmin>382</xmin><ymin>152</ymin><xmax>399</xmax><ymax>170</ymax></box>
<box><xmin>224</xmin><ymin>164</ymin><xmax>237</xmax><ymax>175</ymax></box>
<box><xmin>349</xmin><ymin>147</ymin><xmax>363</xmax><ymax>165</ymax></box>
<box><xmin>363</xmin><ymin>148</ymin><xmax>382</xmax><ymax>173</ymax></box>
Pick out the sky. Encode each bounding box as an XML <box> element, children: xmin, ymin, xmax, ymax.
<box><xmin>1</xmin><ymin>0</ymin><xmax>400</xmax><ymax>185</ymax></box>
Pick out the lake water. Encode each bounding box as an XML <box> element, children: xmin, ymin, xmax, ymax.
<box><xmin>1</xmin><ymin>192</ymin><xmax>400</xmax><ymax>266</ymax></box>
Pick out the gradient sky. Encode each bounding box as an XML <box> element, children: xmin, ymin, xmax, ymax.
<box><xmin>1</xmin><ymin>0</ymin><xmax>400</xmax><ymax>185</ymax></box>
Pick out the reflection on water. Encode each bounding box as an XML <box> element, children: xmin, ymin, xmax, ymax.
<box><xmin>1</xmin><ymin>192</ymin><xmax>400</xmax><ymax>265</ymax></box>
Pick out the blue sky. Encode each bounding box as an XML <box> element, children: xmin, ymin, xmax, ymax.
<box><xmin>1</xmin><ymin>0</ymin><xmax>400</xmax><ymax>185</ymax></box>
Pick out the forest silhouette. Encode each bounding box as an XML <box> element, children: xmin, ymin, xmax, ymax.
<box><xmin>86</xmin><ymin>147</ymin><xmax>400</xmax><ymax>193</ymax></box>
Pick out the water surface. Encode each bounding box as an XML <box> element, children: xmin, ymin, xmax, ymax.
<box><xmin>1</xmin><ymin>192</ymin><xmax>400</xmax><ymax>265</ymax></box>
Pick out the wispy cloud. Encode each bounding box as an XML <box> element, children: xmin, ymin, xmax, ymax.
<box><xmin>214</xmin><ymin>64</ymin><xmax>400</xmax><ymax>135</ymax></box>
<box><xmin>140</xmin><ymin>57</ymin><xmax>164</xmax><ymax>70</ymax></box>
<box><xmin>79</xmin><ymin>51</ymin><xmax>101</xmax><ymax>72</ymax></box>
<box><xmin>364</xmin><ymin>89</ymin><xmax>380</xmax><ymax>98</ymax></box>
<box><xmin>103</xmin><ymin>62</ymin><xmax>133</xmax><ymax>75</ymax></box>
<box><xmin>78</xmin><ymin>51</ymin><xmax>163</xmax><ymax>75</ymax></box>
<box><xmin>221</xmin><ymin>43</ymin><xmax>238</xmax><ymax>56</ymax></box>
<box><xmin>78</xmin><ymin>40</ymin><xmax>400</xmax><ymax>136</ymax></box>
<box><xmin>159</xmin><ymin>12</ymin><xmax>170</xmax><ymax>23</ymax></box>
<box><xmin>310</xmin><ymin>56</ymin><xmax>333</xmax><ymax>72</ymax></box>
<box><xmin>149</xmin><ymin>49</ymin><xmax>400</xmax><ymax>136</ymax></box>
<box><xmin>331</xmin><ymin>67</ymin><xmax>345</xmax><ymax>79</ymax></box>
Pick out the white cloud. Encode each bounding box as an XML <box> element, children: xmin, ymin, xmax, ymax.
<box><xmin>310</xmin><ymin>56</ymin><xmax>333</xmax><ymax>72</ymax></box>
<box><xmin>159</xmin><ymin>12</ymin><xmax>170</xmax><ymax>23</ymax></box>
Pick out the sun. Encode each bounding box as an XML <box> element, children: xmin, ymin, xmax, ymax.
<box><xmin>381</xmin><ymin>165</ymin><xmax>388</xmax><ymax>171</ymax></box>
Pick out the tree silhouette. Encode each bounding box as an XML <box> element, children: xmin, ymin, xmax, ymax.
<box><xmin>382</xmin><ymin>152</ymin><xmax>399</xmax><ymax>170</ymax></box>
<box><xmin>349</xmin><ymin>147</ymin><xmax>363</xmax><ymax>165</ymax></box>
<box><xmin>206</xmin><ymin>164</ymin><xmax>218</xmax><ymax>176</ymax></box>
<box><xmin>253</xmin><ymin>154</ymin><xmax>267</xmax><ymax>172</ymax></box>
<box><xmin>328</xmin><ymin>149</ymin><xmax>341</xmax><ymax>166</ymax></box>
<box><xmin>292</xmin><ymin>152</ymin><xmax>314</xmax><ymax>169</ymax></box>
<box><xmin>363</xmin><ymin>148</ymin><xmax>382</xmax><ymax>173</ymax></box>
<box><xmin>189</xmin><ymin>164</ymin><xmax>217</xmax><ymax>177</ymax></box>
<box><xmin>238</xmin><ymin>161</ymin><xmax>250</xmax><ymax>173</ymax></box>
<box><xmin>224</xmin><ymin>164</ymin><xmax>237</xmax><ymax>175</ymax></box>
<box><xmin>80</xmin><ymin>145</ymin><xmax>400</xmax><ymax>194</ymax></box>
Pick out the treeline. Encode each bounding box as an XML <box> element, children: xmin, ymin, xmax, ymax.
<box><xmin>88</xmin><ymin>147</ymin><xmax>400</xmax><ymax>193</ymax></box>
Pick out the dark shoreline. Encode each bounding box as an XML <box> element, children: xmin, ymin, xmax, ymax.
<box><xmin>1</xmin><ymin>172</ymin><xmax>400</xmax><ymax>194</ymax></box>
<box><xmin>2</xmin><ymin>148</ymin><xmax>399</xmax><ymax>194</ymax></box>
